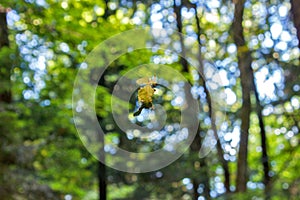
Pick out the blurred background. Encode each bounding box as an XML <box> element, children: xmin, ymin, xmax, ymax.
<box><xmin>0</xmin><ymin>0</ymin><xmax>300</xmax><ymax>199</ymax></box>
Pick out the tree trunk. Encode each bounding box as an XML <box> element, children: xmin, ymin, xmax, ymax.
<box><xmin>97</xmin><ymin>115</ymin><xmax>107</xmax><ymax>200</ymax></box>
<box><xmin>193</xmin><ymin>3</ymin><xmax>231</xmax><ymax>193</ymax></box>
<box><xmin>291</xmin><ymin>0</ymin><xmax>300</xmax><ymax>51</ymax></box>
<box><xmin>232</xmin><ymin>0</ymin><xmax>252</xmax><ymax>192</ymax></box>
<box><xmin>0</xmin><ymin>8</ymin><xmax>9</xmax><ymax>48</ymax></box>
<box><xmin>98</xmin><ymin>160</ymin><xmax>107</xmax><ymax>200</ymax></box>
<box><xmin>173</xmin><ymin>2</ymin><xmax>211</xmax><ymax>199</ymax></box>
<box><xmin>0</xmin><ymin>7</ymin><xmax>12</xmax><ymax>197</ymax></box>
<box><xmin>0</xmin><ymin>7</ymin><xmax>11</xmax><ymax>103</ymax></box>
<box><xmin>252</xmin><ymin>79</ymin><xmax>271</xmax><ymax>198</ymax></box>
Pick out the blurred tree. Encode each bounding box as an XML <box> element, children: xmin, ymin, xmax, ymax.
<box><xmin>0</xmin><ymin>6</ymin><xmax>11</xmax><ymax>102</ymax></box>
<box><xmin>173</xmin><ymin>2</ymin><xmax>211</xmax><ymax>199</ymax></box>
<box><xmin>291</xmin><ymin>0</ymin><xmax>300</xmax><ymax>51</ymax></box>
<box><xmin>193</xmin><ymin>2</ymin><xmax>231</xmax><ymax>194</ymax></box>
<box><xmin>233</xmin><ymin>0</ymin><xmax>271</xmax><ymax>197</ymax></box>
<box><xmin>232</xmin><ymin>0</ymin><xmax>252</xmax><ymax>193</ymax></box>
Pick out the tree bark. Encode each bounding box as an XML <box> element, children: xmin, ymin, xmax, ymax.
<box><xmin>193</xmin><ymin>3</ymin><xmax>231</xmax><ymax>193</ymax></box>
<box><xmin>173</xmin><ymin>2</ymin><xmax>211</xmax><ymax>199</ymax></box>
<box><xmin>232</xmin><ymin>0</ymin><xmax>252</xmax><ymax>192</ymax></box>
<box><xmin>291</xmin><ymin>0</ymin><xmax>300</xmax><ymax>51</ymax></box>
<box><xmin>0</xmin><ymin>8</ymin><xmax>11</xmax><ymax>103</ymax></box>
<box><xmin>96</xmin><ymin>115</ymin><xmax>107</xmax><ymax>200</ymax></box>
<box><xmin>98</xmin><ymin>160</ymin><xmax>107</xmax><ymax>200</ymax></box>
<box><xmin>0</xmin><ymin>8</ymin><xmax>9</xmax><ymax>48</ymax></box>
<box><xmin>252</xmin><ymin>79</ymin><xmax>271</xmax><ymax>198</ymax></box>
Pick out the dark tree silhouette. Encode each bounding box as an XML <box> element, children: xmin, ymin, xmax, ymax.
<box><xmin>232</xmin><ymin>0</ymin><xmax>253</xmax><ymax>192</ymax></box>
<box><xmin>0</xmin><ymin>7</ymin><xmax>11</xmax><ymax>103</ymax></box>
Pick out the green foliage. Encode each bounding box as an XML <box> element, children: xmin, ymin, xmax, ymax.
<box><xmin>0</xmin><ymin>0</ymin><xmax>300</xmax><ymax>199</ymax></box>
